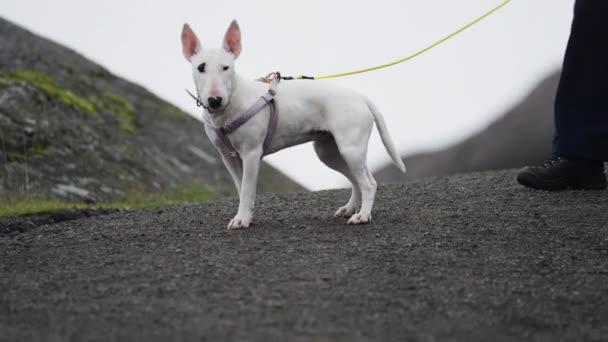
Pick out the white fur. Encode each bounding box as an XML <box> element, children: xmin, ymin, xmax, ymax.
<box><xmin>181</xmin><ymin>21</ymin><xmax>406</xmax><ymax>229</ymax></box>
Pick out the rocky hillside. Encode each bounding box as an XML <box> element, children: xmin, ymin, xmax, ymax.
<box><xmin>0</xmin><ymin>18</ymin><xmax>303</xmax><ymax>204</ymax></box>
<box><xmin>375</xmin><ymin>72</ymin><xmax>560</xmax><ymax>182</ymax></box>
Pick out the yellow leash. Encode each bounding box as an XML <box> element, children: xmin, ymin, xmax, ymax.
<box><xmin>278</xmin><ymin>0</ymin><xmax>512</xmax><ymax>81</ymax></box>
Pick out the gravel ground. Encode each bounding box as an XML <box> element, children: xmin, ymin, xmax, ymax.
<box><xmin>1</xmin><ymin>170</ymin><xmax>607</xmax><ymax>341</ymax></box>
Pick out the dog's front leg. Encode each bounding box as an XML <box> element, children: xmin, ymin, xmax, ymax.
<box><xmin>220</xmin><ymin>152</ymin><xmax>243</xmax><ymax>195</ymax></box>
<box><xmin>227</xmin><ymin>147</ymin><xmax>262</xmax><ymax>230</ymax></box>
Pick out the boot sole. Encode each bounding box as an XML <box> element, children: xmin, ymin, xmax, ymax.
<box><xmin>517</xmin><ymin>170</ymin><xmax>607</xmax><ymax>191</ymax></box>
<box><xmin>516</xmin><ymin>171</ymin><xmax>567</xmax><ymax>191</ymax></box>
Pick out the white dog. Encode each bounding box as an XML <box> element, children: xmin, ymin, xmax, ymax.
<box><xmin>181</xmin><ymin>20</ymin><xmax>405</xmax><ymax>229</ymax></box>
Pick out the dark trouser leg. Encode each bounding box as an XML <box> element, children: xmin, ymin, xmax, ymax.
<box><xmin>552</xmin><ymin>0</ymin><xmax>608</xmax><ymax>161</ymax></box>
<box><xmin>517</xmin><ymin>0</ymin><xmax>607</xmax><ymax>190</ymax></box>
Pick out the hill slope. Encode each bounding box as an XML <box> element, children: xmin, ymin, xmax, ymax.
<box><xmin>375</xmin><ymin>72</ymin><xmax>559</xmax><ymax>182</ymax></box>
<box><xmin>0</xmin><ymin>17</ymin><xmax>303</xmax><ymax>204</ymax></box>
<box><xmin>1</xmin><ymin>170</ymin><xmax>607</xmax><ymax>341</ymax></box>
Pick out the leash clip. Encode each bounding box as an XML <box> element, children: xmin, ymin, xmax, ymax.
<box><xmin>259</xmin><ymin>72</ymin><xmax>282</xmax><ymax>84</ymax></box>
<box><xmin>266</xmin><ymin>72</ymin><xmax>281</xmax><ymax>96</ymax></box>
<box><xmin>255</xmin><ymin>72</ymin><xmax>281</xmax><ymax>95</ymax></box>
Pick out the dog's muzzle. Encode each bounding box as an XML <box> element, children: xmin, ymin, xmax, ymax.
<box><xmin>185</xmin><ymin>89</ymin><xmax>229</xmax><ymax>114</ymax></box>
<box><xmin>207</xmin><ymin>96</ymin><xmax>223</xmax><ymax>110</ymax></box>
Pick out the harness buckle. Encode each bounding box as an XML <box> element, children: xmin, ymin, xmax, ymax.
<box><xmin>221</xmin><ymin>124</ymin><xmax>232</xmax><ymax>134</ymax></box>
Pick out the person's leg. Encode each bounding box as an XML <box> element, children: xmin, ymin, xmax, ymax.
<box><xmin>517</xmin><ymin>0</ymin><xmax>607</xmax><ymax>190</ymax></box>
<box><xmin>553</xmin><ymin>0</ymin><xmax>608</xmax><ymax>160</ymax></box>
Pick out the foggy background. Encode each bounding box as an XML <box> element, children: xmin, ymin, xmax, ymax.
<box><xmin>2</xmin><ymin>0</ymin><xmax>575</xmax><ymax>190</ymax></box>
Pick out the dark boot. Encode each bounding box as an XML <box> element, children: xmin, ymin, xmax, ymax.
<box><xmin>516</xmin><ymin>158</ymin><xmax>606</xmax><ymax>190</ymax></box>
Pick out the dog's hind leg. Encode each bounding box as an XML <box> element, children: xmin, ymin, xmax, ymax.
<box><xmin>331</xmin><ymin>126</ymin><xmax>377</xmax><ymax>225</ymax></box>
<box><xmin>313</xmin><ymin>135</ymin><xmax>361</xmax><ymax>218</ymax></box>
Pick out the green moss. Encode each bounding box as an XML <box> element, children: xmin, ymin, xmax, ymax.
<box><xmin>0</xmin><ymin>77</ymin><xmax>9</xmax><ymax>87</ymax></box>
<box><xmin>0</xmin><ymin>180</ymin><xmax>215</xmax><ymax>217</ymax></box>
<box><xmin>88</xmin><ymin>66</ymin><xmax>112</xmax><ymax>78</ymax></box>
<box><xmin>77</xmin><ymin>74</ymin><xmax>93</xmax><ymax>86</ymax></box>
<box><xmin>102</xmin><ymin>92</ymin><xmax>136</xmax><ymax>133</ymax></box>
<box><xmin>29</xmin><ymin>143</ymin><xmax>49</xmax><ymax>157</ymax></box>
<box><xmin>6</xmin><ymin>151</ymin><xmax>25</xmax><ymax>162</ymax></box>
<box><xmin>118</xmin><ymin>123</ymin><xmax>134</xmax><ymax>134</ymax></box>
<box><xmin>1</xmin><ymin>69</ymin><xmax>96</xmax><ymax>113</ymax></box>
<box><xmin>4</xmin><ymin>141</ymin><xmax>49</xmax><ymax>162</ymax></box>
<box><xmin>162</xmin><ymin>103</ymin><xmax>186</xmax><ymax>118</ymax></box>
<box><xmin>118</xmin><ymin>143</ymin><xmax>135</xmax><ymax>156</ymax></box>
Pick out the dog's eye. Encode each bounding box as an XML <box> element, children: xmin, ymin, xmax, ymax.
<box><xmin>222</xmin><ymin>66</ymin><xmax>230</xmax><ymax>71</ymax></box>
<box><xmin>197</xmin><ymin>63</ymin><xmax>206</xmax><ymax>73</ymax></box>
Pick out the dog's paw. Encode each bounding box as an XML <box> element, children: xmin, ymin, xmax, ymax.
<box><xmin>334</xmin><ymin>205</ymin><xmax>356</xmax><ymax>218</ymax></box>
<box><xmin>347</xmin><ymin>212</ymin><xmax>371</xmax><ymax>225</ymax></box>
<box><xmin>227</xmin><ymin>216</ymin><xmax>252</xmax><ymax>230</ymax></box>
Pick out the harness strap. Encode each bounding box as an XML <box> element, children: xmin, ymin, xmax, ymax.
<box><xmin>218</xmin><ymin>93</ymin><xmax>274</xmax><ymax>135</ymax></box>
<box><xmin>263</xmin><ymin>99</ymin><xmax>277</xmax><ymax>156</ymax></box>
<box><xmin>211</xmin><ymin>93</ymin><xmax>276</xmax><ymax>158</ymax></box>
<box><xmin>192</xmin><ymin>73</ymin><xmax>281</xmax><ymax>159</ymax></box>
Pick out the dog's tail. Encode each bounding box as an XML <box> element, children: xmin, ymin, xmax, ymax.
<box><xmin>366</xmin><ymin>99</ymin><xmax>406</xmax><ymax>173</ymax></box>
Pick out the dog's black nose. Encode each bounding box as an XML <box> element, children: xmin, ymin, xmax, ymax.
<box><xmin>207</xmin><ymin>96</ymin><xmax>223</xmax><ymax>109</ymax></box>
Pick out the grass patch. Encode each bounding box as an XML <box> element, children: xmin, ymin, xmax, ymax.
<box><xmin>111</xmin><ymin>181</ymin><xmax>214</xmax><ymax>209</ymax></box>
<box><xmin>0</xmin><ymin>196</ymin><xmax>89</xmax><ymax>217</ymax></box>
<box><xmin>102</xmin><ymin>92</ymin><xmax>136</xmax><ymax>133</ymax></box>
<box><xmin>0</xmin><ymin>180</ymin><xmax>215</xmax><ymax>217</ymax></box>
<box><xmin>0</xmin><ymin>69</ymin><xmax>96</xmax><ymax>113</ymax></box>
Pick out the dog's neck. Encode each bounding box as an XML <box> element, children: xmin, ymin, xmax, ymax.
<box><xmin>204</xmin><ymin>74</ymin><xmax>265</xmax><ymax>127</ymax></box>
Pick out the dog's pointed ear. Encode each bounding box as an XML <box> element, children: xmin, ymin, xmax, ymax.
<box><xmin>223</xmin><ymin>20</ymin><xmax>241</xmax><ymax>58</ymax></box>
<box><xmin>181</xmin><ymin>23</ymin><xmax>201</xmax><ymax>61</ymax></box>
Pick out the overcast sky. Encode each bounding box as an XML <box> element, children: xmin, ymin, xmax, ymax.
<box><xmin>2</xmin><ymin>0</ymin><xmax>575</xmax><ymax>190</ymax></box>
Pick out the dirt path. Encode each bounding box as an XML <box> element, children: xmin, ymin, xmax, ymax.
<box><xmin>1</xmin><ymin>170</ymin><xmax>607</xmax><ymax>341</ymax></box>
